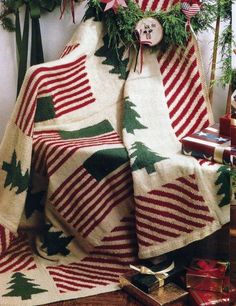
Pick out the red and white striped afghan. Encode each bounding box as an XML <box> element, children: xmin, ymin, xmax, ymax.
<box><xmin>0</xmin><ymin>0</ymin><xmax>229</xmax><ymax>304</ymax></box>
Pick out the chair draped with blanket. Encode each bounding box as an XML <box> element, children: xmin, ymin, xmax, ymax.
<box><xmin>0</xmin><ymin>0</ymin><xmax>230</xmax><ymax>304</ymax></box>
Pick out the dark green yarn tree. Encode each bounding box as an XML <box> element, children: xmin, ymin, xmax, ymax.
<box><xmin>130</xmin><ymin>142</ymin><xmax>168</xmax><ymax>174</ymax></box>
<box><xmin>41</xmin><ymin>224</ymin><xmax>73</xmax><ymax>256</ymax></box>
<box><xmin>95</xmin><ymin>34</ymin><xmax>129</xmax><ymax>80</ymax></box>
<box><xmin>215</xmin><ymin>165</ymin><xmax>231</xmax><ymax>207</ymax></box>
<box><xmin>123</xmin><ymin>97</ymin><xmax>147</xmax><ymax>134</ymax></box>
<box><xmin>2</xmin><ymin>150</ymin><xmax>29</xmax><ymax>194</ymax></box>
<box><xmin>3</xmin><ymin>272</ymin><xmax>47</xmax><ymax>300</ymax></box>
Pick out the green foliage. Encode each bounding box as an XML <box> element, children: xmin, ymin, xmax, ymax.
<box><xmin>157</xmin><ymin>4</ymin><xmax>189</xmax><ymax>52</ymax></box>
<box><xmin>232</xmin><ymin>69</ymin><xmax>236</xmax><ymax>92</ymax></box>
<box><xmin>89</xmin><ymin>0</ymin><xmax>217</xmax><ymax>53</ymax></box>
<box><xmin>130</xmin><ymin>141</ymin><xmax>168</xmax><ymax>174</ymax></box>
<box><xmin>95</xmin><ymin>34</ymin><xmax>129</xmax><ymax>79</ymax></box>
<box><xmin>3</xmin><ymin>272</ymin><xmax>47</xmax><ymax>300</ymax></box>
<box><xmin>218</xmin><ymin>24</ymin><xmax>232</xmax><ymax>87</ymax></box>
<box><xmin>217</xmin><ymin>0</ymin><xmax>235</xmax><ymax>86</ymax></box>
<box><xmin>0</xmin><ymin>16</ymin><xmax>15</xmax><ymax>31</ymax></box>
<box><xmin>2</xmin><ymin>150</ymin><xmax>29</xmax><ymax>194</ymax></box>
<box><xmin>218</xmin><ymin>0</ymin><xmax>233</xmax><ymax>20</ymax></box>
<box><xmin>191</xmin><ymin>1</ymin><xmax>217</xmax><ymax>32</ymax></box>
<box><xmin>41</xmin><ymin>224</ymin><xmax>73</xmax><ymax>256</ymax></box>
<box><xmin>0</xmin><ymin>0</ymin><xmax>62</xmax><ymax>33</ymax></box>
<box><xmin>123</xmin><ymin>97</ymin><xmax>147</xmax><ymax>134</ymax></box>
<box><xmin>215</xmin><ymin>165</ymin><xmax>231</xmax><ymax>207</ymax></box>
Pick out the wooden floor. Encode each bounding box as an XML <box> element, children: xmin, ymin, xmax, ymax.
<box><xmin>47</xmin><ymin>291</ymin><xmax>142</xmax><ymax>306</ymax></box>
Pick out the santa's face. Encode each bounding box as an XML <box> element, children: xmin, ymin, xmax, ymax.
<box><xmin>135</xmin><ymin>18</ymin><xmax>163</xmax><ymax>47</ymax></box>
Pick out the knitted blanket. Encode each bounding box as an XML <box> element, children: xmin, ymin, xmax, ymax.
<box><xmin>0</xmin><ymin>0</ymin><xmax>230</xmax><ymax>304</ymax></box>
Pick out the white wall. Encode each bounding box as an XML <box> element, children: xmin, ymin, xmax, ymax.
<box><xmin>0</xmin><ymin>4</ymin><xmax>230</xmax><ymax>141</ymax></box>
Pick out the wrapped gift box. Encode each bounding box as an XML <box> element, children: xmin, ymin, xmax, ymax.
<box><xmin>230</xmin><ymin>284</ymin><xmax>236</xmax><ymax>303</ymax></box>
<box><xmin>231</xmin><ymin>123</ymin><xmax>236</xmax><ymax>146</ymax></box>
<box><xmin>120</xmin><ymin>273</ymin><xmax>188</xmax><ymax>306</ymax></box>
<box><xmin>189</xmin><ymin>289</ymin><xmax>229</xmax><ymax>306</ymax></box>
<box><xmin>232</xmin><ymin>148</ymin><xmax>236</xmax><ymax>166</ymax></box>
<box><xmin>186</xmin><ymin>259</ymin><xmax>228</xmax><ymax>293</ymax></box>
<box><xmin>130</xmin><ymin>260</ymin><xmax>185</xmax><ymax>293</ymax></box>
<box><xmin>219</xmin><ymin>114</ymin><xmax>231</xmax><ymax>137</ymax></box>
<box><xmin>181</xmin><ymin>124</ymin><xmax>231</xmax><ymax>164</ymax></box>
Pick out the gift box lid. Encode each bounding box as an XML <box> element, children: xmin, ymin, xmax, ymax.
<box><xmin>189</xmin><ymin>289</ymin><xmax>230</xmax><ymax>306</ymax></box>
<box><xmin>187</xmin><ymin>259</ymin><xmax>229</xmax><ymax>279</ymax></box>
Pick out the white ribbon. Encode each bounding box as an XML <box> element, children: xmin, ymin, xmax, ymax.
<box><xmin>129</xmin><ymin>261</ymin><xmax>175</xmax><ymax>287</ymax></box>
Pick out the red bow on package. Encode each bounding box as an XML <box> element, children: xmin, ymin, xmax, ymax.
<box><xmin>188</xmin><ymin>259</ymin><xmax>228</xmax><ymax>279</ymax></box>
<box><xmin>181</xmin><ymin>0</ymin><xmax>202</xmax><ymax>29</ymax></box>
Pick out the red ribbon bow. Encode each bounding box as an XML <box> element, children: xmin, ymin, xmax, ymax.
<box><xmin>188</xmin><ymin>260</ymin><xmax>227</xmax><ymax>278</ymax></box>
<box><xmin>60</xmin><ymin>0</ymin><xmax>75</xmax><ymax>24</ymax></box>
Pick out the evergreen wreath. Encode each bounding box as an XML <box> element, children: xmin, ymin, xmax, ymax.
<box><xmin>0</xmin><ymin>0</ymin><xmax>234</xmax><ymax>88</ymax></box>
<box><xmin>85</xmin><ymin>0</ymin><xmax>217</xmax><ymax>53</ymax></box>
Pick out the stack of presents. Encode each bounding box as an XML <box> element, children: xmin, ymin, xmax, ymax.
<box><xmin>181</xmin><ymin>113</ymin><xmax>232</xmax><ymax>166</ymax></box>
<box><xmin>119</xmin><ymin>97</ymin><xmax>235</xmax><ymax>305</ymax></box>
<box><xmin>120</xmin><ymin>258</ymin><xmax>235</xmax><ymax>305</ymax></box>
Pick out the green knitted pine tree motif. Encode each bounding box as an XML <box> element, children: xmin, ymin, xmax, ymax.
<box><xmin>215</xmin><ymin>165</ymin><xmax>231</xmax><ymax>207</ymax></box>
<box><xmin>41</xmin><ymin>224</ymin><xmax>73</xmax><ymax>256</ymax></box>
<box><xmin>123</xmin><ymin>97</ymin><xmax>147</xmax><ymax>134</ymax></box>
<box><xmin>95</xmin><ymin>34</ymin><xmax>129</xmax><ymax>80</ymax></box>
<box><xmin>3</xmin><ymin>272</ymin><xmax>47</xmax><ymax>300</ymax></box>
<box><xmin>2</xmin><ymin>150</ymin><xmax>29</xmax><ymax>194</ymax></box>
<box><xmin>130</xmin><ymin>142</ymin><xmax>168</xmax><ymax>174</ymax></box>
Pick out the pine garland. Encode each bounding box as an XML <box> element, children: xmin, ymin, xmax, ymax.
<box><xmin>219</xmin><ymin>24</ymin><xmax>232</xmax><ymax>87</ymax></box>
<box><xmin>1</xmin><ymin>0</ymin><xmax>233</xmax><ymax>88</ymax></box>
<box><xmin>87</xmin><ymin>0</ymin><xmax>217</xmax><ymax>53</ymax></box>
<box><xmin>212</xmin><ymin>0</ymin><xmax>235</xmax><ymax>88</ymax></box>
<box><xmin>217</xmin><ymin>0</ymin><xmax>234</xmax><ymax>87</ymax></box>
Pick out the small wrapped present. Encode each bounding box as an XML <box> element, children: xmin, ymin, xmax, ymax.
<box><xmin>181</xmin><ymin>124</ymin><xmax>230</xmax><ymax>164</ymax></box>
<box><xmin>120</xmin><ymin>273</ymin><xmax>188</xmax><ymax>306</ymax></box>
<box><xmin>130</xmin><ymin>260</ymin><xmax>184</xmax><ymax>293</ymax></box>
<box><xmin>189</xmin><ymin>289</ymin><xmax>229</xmax><ymax>306</ymax></box>
<box><xmin>230</xmin><ymin>283</ymin><xmax>236</xmax><ymax>303</ymax></box>
<box><xmin>219</xmin><ymin>114</ymin><xmax>231</xmax><ymax>137</ymax></box>
<box><xmin>186</xmin><ymin>259</ymin><xmax>228</xmax><ymax>293</ymax></box>
<box><xmin>231</xmin><ymin>120</ymin><xmax>236</xmax><ymax>146</ymax></box>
